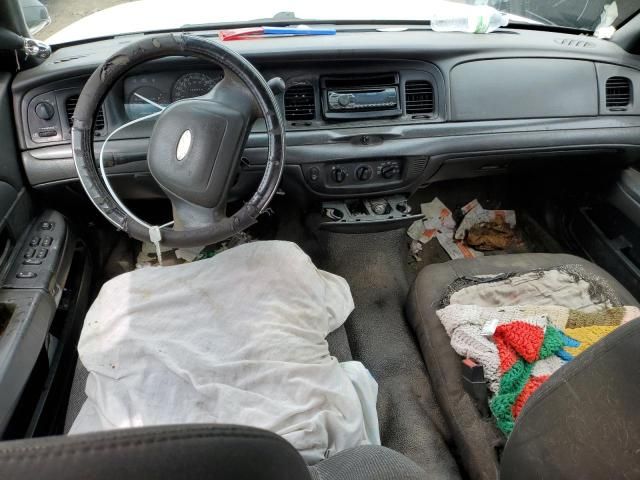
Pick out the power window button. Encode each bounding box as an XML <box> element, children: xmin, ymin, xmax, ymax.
<box><xmin>29</xmin><ymin>237</ymin><xmax>41</xmax><ymax>247</ymax></box>
<box><xmin>23</xmin><ymin>258</ymin><xmax>43</xmax><ymax>266</ymax></box>
<box><xmin>24</xmin><ymin>248</ymin><xmax>35</xmax><ymax>259</ymax></box>
<box><xmin>16</xmin><ymin>271</ymin><xmax>37</xmax><ymax>279</ymax></box>
<box><xmin>36</xmin><ymin>248</ymin><xmax>48</xmax><ymax>259</ymax></box>
<box><xmin>42</xmin><ymin>236</ymin><xmax>53</xmax><ymax>247</ymax></box>
<box><xmin>40</xmin><ymin>221</ymin><xmax>54</xmax><ymax>230</ymax></box>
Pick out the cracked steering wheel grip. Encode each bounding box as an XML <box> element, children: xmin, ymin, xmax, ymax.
<box><xmin>71</xmin><ymin>33</ymin><xmax>285</xmax><ymax>248</ymax></box>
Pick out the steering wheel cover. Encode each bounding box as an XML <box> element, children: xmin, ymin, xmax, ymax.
<box><xmin>71</xmin><ymin>33</ymin><xmax>285</xmax><ymax>248</ymax></box>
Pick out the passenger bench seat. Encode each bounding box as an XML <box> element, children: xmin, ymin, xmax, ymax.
<box><xmin>406</xmin><ymin>253</ymin><xmax>640</xmax><ymax>480</ymax></box>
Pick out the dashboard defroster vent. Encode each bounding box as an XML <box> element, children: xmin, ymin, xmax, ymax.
<box><xmin>606</xmin><ymin>77</ymin><xmax>632</xmax><ymax>110</ymax></box>
<box><xmin>284</xmin><ymin>84</ymin><xmax>315</xmax><ymax>121</ymax></box>
<box><xmin>404</xmin><ymin>80</ymin><xmax>434</xmax><ymax>116</ymax></box>
<box><xmin>65</xmin><ymin>94</ymin><xmax>105</xmax><ymax>130</ymax></box>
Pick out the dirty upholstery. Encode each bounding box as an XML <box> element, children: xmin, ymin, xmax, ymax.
<box><xmin>406</xmin><ymin>253</ymin><xmax>638</xmax><ymax>480</ymax></box>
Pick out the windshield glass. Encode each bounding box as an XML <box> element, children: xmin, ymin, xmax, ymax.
<box><xmin>25</xmin><ymin>0</ymin><xmax>640</xmax><ymax>44</ymax></box>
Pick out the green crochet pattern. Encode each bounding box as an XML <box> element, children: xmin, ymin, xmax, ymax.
<box><xmin>490</xmin><ymin>324</ymin><xmax>579</xmax><ymax>434</ymax></box>
<box><xmin>490</xmin><ymin>359</ymin><xmax>533</xmax><ymax>434</ymax></box>
<box><xmin>538</xmin><ymin>325</ymin><xmax>566</xmax><ymax>359</ymax></box>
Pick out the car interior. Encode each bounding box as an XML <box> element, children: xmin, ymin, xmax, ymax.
<box><xmin>1</xmin><ymin>0</ymin><xmax>640</xmax><ymax>478</ymax></box>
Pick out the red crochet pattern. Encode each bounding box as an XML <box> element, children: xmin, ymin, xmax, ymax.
<box><xmin>511</xmin><ymin>375</ymin><xmax>550</xmax><ymax>419</ymax></box>
<box><xmin>493</xmin><ymin>321</ymin><xmax>545</xmax><ymax>363</ymax></box>
<box><xmin>494</xmin><ymin>335</ymin><xmax>518</xmax><ymax>373</ymax></box>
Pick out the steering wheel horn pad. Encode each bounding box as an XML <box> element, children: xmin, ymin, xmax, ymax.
<box><xmin>71</xmin><ymin>33</ymin><xmax>285</xmax><ymax>248</ymax></box>
<box><xmin>148</xmin><ymin>97</ymin><xmax>250</xmax><ymax>209</ymax></box>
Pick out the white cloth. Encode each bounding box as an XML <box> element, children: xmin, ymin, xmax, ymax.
<box><xmin>70</xmin><ymin>241</ymin><xmax>380</xmax><ymax>464</ymax></box>
<box><xmin>450</xmin><ymin>269</ymin><xmax>611</xmax><ymax>311</ymax></box>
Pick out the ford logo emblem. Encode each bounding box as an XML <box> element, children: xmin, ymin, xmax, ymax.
<box><xmin>176</xmin><ymin>130</ymin><xmax>192</xmax><ymax>161</ymax></box>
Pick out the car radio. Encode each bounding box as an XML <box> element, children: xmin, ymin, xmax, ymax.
<box><xmin>327</xmin><ymin>87</ymin><xmax>399</xmax><ymax>112</ymax></box>
<box><xmin>321</xmin><ymin>73</ymin><xmax>402</xmax><ymax>120</ymax></box>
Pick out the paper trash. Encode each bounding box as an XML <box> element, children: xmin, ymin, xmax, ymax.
<box><xmin>407</xmin><ymin>198</ymin><xmax>517</xmax><ymax>260</ymax></box>
<box><xmin>407</xmin><ymin>197</ymin><xmax>483</xmax><ymax>260</ymax></box>
<box><xmin>454</xmin><ymin>200</ymin><xmax>516</xmax><ymax>240</ymax></box>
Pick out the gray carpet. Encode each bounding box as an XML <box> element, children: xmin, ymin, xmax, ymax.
<box><xmin>313</xmin><ymin>228</ymin><xmax>461</xmax><ymax>479</ymax></box>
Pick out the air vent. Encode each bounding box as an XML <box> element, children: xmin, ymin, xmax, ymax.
<box><xmin>65</xmin><ymin>94</ymin><xmax>105</xmax><ymax>130</ymax></box>
<box><xmin>406</xmin><ymin>156</ymin><xmax>428</xmax><ymax>178</ymax></box>
<box><xmin>284</xmin><ymin>84</ymin><xmax>315</xmax><ymax>121</ymax></box>
<box><xmin>606</xmin><ymin>77</ymin><xmax>632</xmax><ymax>110</ymax></box>
<box><xmin>404</xmin><ymin>80</ymin><xmax>434</xmax><ymax>116</ymax></box>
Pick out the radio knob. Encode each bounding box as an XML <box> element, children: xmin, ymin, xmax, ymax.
<box><xmin>338</xmin><ymin>94</ymin><xmax>351</xmax><ymax>107</ymax></box>
<box><xmin>332</xmin><ymin>166</ymin><xmax>347</xmax><ymax>183</ymax></box>
<box><xmin>355</xmin><ymin>165</ymin><xmax>372</xmax><ymax>181</ymax></box>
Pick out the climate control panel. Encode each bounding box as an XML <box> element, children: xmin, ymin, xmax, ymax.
<box><xmin>302</xmin><ymin>156</ymin><xmax>428</xmax><ymax>195</ymax></box>
<box><xmin>327</xmin><ymin>159</ymin><xmax>402</xmax><ymax>186</ymax></box>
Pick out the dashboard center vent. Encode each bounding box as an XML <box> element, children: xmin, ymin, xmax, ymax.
<box><xmin>284</xmin><ymin>84</ymin><xmax>315</xmax><ymax>121</ymax></box>
<box><xmin>65</xmin><ymin>94</ymin><xmax>105</xmax><ymax>130</ymax></box>
<box><xmin>606</xmin><ymin>77</ymin><xmax>632</xmax><ymax>110</ymax></box>
<box><xmin>404</xmin><ymin>80</ymin><xmax>434</xmax><ymax>116</ymax></box>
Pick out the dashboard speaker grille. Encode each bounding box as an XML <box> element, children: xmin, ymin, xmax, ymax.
<box><xmin>65</xmin><ymin>94</ymin><xmax>105</xmax><ymax>130</ymax></box>
<box><xmin>284</xmin><ymin>84</ymin><xmax>315</xmax><ymax>121</ymax></box>
<box><xmin>606</xmin><ymin>77</ymin><xmax>632</xmax><ymax>110</ymax></box>
<box><xmin>404</xmin><ymin>80</ymin><xmax>434</xmax><ymax>116</ymax></box>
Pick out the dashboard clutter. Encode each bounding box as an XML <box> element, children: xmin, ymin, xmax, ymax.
<box><xmin>431</xmin><ymin>5</ymin><xmax>508</xmax><ymax>34</ymax></box>
<box><xmin>407</xmin><ymin>198</ymin><xmax>517</xmax><ymax>260</ymax></box>
<box><xmin>219</xmin><ymin>25</ymin><xmax>337</xmax><ymax>41</ymax></box>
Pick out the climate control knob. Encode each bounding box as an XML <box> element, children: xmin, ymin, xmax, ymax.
<box><xmin>380</xmin><ymin>163</ymin><xmax>399</xmax><ymax>179</ymax></box>
<box><xmin>355</xmin><ymin>165</ymin><xmax>372</xmax><ymax>181</ymax></box>
<box><xmin>332</xmin><ymin>166</ymin><xmax>347</xmax><ymax>183</ymax></box>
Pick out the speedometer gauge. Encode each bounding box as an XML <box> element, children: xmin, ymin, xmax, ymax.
<box><xmin>171</xmin><ymin>72</ymin><xmax>222</xmax><ymax>101</ymax></box>
<box><xmin>126</xmin><ymin>86</ymin><xmax>169</xmax><ymax>120</ymax></box>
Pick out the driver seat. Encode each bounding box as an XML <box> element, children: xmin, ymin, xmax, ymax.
<box><xmin>52</xmin><ymin>359</ymin><xmax>429</xmax><ymax>480</ymax></box>
<box><xmin>0</xmin><ymin>423</ymin><xmax>428</xmax><ymax>480</ymax></box>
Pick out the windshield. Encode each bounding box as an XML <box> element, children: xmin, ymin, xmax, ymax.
<box><xmin>25</xmin><ymin>0</ymin><xmax>640</xmax><ymax>44</ymax></box>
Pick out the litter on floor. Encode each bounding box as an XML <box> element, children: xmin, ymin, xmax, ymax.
<box><xmin>407</xmin><ymin>198</ymin><xmax>518</xmax><ymax>260</ymax></box>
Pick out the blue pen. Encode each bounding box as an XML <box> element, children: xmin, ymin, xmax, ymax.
<box><xmin>262</xmin><ymin>26</ymin><xmax>337</xmax><ymax>35</ymax></box>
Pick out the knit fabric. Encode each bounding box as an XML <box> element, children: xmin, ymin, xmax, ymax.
<box><xmin>436</xmin><ymin>301</ymin><xmax>638</xmax><ymax>435</ymax></box>
<box><xmin>488</xmin><ymin>323</ymin><xmax>579</xmax><ymax>434</ymax></box>
<box><xmin>512</xmin><ymin>375</ymin><xmax>548</xmax><ymax>418</ymax></box>
<box><xmin>564</xmin><ymin>325</ymin><xmax>619</xmax><ymax>356</ymax></box>
<box><xmin>566</xmin><ymin>307</ymin><xmax>625</xmax><ymax>328</ymax></box>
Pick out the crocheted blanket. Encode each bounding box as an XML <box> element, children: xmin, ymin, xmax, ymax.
<box><xmin>437</xmin><ymin>304</ymin><xmax>640</xmax><ymax>434</ymax></box>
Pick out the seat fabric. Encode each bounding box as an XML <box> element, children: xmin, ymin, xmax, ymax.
<box><xmin>0</xmin><ymin>424</ymin><xmax>311</xmax><ymax>480</ymax></box>
<box><xmin>406</xmin><ymin>253</ymin><xmax>638</xmax><ymax>480</ymax></box>
<box><xmin>62</xmin><ymin>365</ymin><xmax>427</xmax><ymax>479</ymax></box>
<box><xmin>0</xmin><ymin>424</ymin><xmax>428</xmax><ymax>480</ymax></box>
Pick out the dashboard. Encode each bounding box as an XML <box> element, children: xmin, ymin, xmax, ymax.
<box><xmin>124</xmin><ymin>69</ymin><xmax>223</xmax><ymax>119</ymax></box>
<box><xmin>11</xmin><ymin>27</ymin><xmax>640</xmax><ymax>202</ymax></box>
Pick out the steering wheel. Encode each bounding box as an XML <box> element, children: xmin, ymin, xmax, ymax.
<box><xmin>71</xmin><ymin>34</ymin><xmax>285</xmax><ymax>249</ymax></box>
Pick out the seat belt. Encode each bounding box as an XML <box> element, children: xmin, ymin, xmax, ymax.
<box><xmin>461</xmin><ymin>358</ymin><xmax>490</xmax><ymax>417</ymax></box>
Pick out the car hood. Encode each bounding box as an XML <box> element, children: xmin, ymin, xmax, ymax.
<box><xmin>46</xmin><ymin>0</ymin><xmax>538</xmax><ymax>44</ymax></box>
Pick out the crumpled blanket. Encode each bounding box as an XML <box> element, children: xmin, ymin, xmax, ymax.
<box><xmin>70</xmin><ymin>241</ymin><xmax>380</xmax><ymax>464</ymax></box>
<box><xmin>438</xmin><ymin>269</ymin><xmax>640</xmax><ymax>434</ymax></box>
